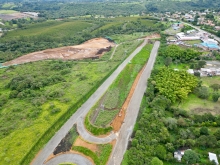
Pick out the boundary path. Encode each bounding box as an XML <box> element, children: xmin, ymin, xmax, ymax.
<box><xmin>108</xmin><ymin>41</ymin><xmax>160</xmax><ymax>165</ymax></box>
<box><xmin>31</xmin><ymin>38</ymin><xmax>149</xmax><ymax>165</ymax></box>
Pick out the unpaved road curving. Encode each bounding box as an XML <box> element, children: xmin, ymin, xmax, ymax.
<box><xmin>3</xmin><ymin>38</ymin><xmax>115</xmax><ymax>66</ymax></box>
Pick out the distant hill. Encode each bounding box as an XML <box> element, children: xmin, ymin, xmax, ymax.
<box><xmin>1</xmin><ymin>0</ymin><xmax>219</xmax><ymax>17</ymax></box>
<box><xmin>145</xmin><ymin>0</ymin><xmax>220</xmax><ymax>12</ymax></box>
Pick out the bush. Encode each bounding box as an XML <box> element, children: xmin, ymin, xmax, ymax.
<box><xmin>195</xmin><ymin>86</ymin><xmax>209</xmax><ymax>99</ymax></box>
<box><xmin>212</xmin><ymin>92</ymin><xmax>219</xmax><ymax>102</ymax></box>
<box><xmin>200</xmin><ymin>127</ymin><xmax>209</xmax><ymax>135</ymax></box>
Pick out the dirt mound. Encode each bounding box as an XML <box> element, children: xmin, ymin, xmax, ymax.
<box><xmin>3</xmin><ymin>38</ymin><xmax>115</xmax><ymax>66</ymax></box>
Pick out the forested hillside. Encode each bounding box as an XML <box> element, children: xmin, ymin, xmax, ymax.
<box><xmin>1</xmin><ymin>0</ymin><xmax>220</xmax><ymax>19</ymax></box>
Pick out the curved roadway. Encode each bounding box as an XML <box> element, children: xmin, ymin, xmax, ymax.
<box><xmin>44</xmin><ymin>153</ymin><xmax>92</xmax><ymax>165</ymax></box>
<box><xmin>108</xmin><ymin>41</ymin><xmax>160</xmax><ymax>165</ymax></box>
<box><xmin>31</xmin><ymin>38</ymin><xmax>148</xmax><ymax>165</ymax></box>
<box><xmin>76</xmin><ymin>117</ymin><xmax>117</xmax><ymax>144</ymax></box>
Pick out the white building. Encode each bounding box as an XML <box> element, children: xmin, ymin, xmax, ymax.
<box><xmin>176</xmin><ymin>32</ymin><xmax>200</xmax><ymax>41</ymax></box>
<box><xmin>208</xmin><ymin>152</ymin><xmax>219</xmax><ymax>165</ymax></box>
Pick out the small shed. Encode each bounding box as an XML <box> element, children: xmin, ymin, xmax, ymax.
<box><xmin>208</xmin><ymin>152</ymin><xmax>219</xmax><ymax>165</ymax></box>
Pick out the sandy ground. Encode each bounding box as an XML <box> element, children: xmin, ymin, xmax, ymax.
<box><xmin>0</xmin><ymin>12</ymin><xmax>35</xmax><ymax>20</ymax></box>
<box><xmin>74</xmin><ymin>137</ymin><xmax>99</xmax><ymax>153</ymax></box>
<box><xmin>3</xmin><ymin>38</ymin><xmax>115</xmax><ymax>66</ymax></box>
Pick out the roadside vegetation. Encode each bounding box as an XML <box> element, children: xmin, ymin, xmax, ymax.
<box><xmin>72</xmin><ymin>143</ymin><xmax>112</xmax><ymax>165</ymax></box>
<box><xmin>123</xmin><ymin>34</ymin><xmax>220</xmax><ymax>165</ymax></box>
<box><xmin>85</xmin><ymin>44</ymin><xmax>153</xmax><ymax>135</ymax></box>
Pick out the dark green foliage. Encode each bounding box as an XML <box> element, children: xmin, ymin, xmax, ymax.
<box><xmin>214</xmin><ymin>129</ymin><xmax>220</xmax><ymax>140</ymax></box>
<box><xmin>210</xmin><ymin>84</ymin><xmax>220</xmax><ymax>91</ymax></box>
<box><xmin>164</xmin><ymin>57</ymin><xmax>172</xmax><ymax>66</ymax></box>
<box><xmin>163</xmin><ymin>45</ymin><xmax>200</xmax><ymax>62</ymax></box>
<box><xmin>151</xmin><ymin>157</ymin><xmax>163</xmax><ymax>165</ymax></box>
<box><xmin>155</xmin><ymin>145</ymin><xmax>166</xmax><ymax>160</ymax></box>
<box><xmin>212</xmin><ymin>92</ymin><xmax>220</xmax><ymax>102</ymax></box>
<box><xmin>200</xmin><ymin>127</ymin><xmax>209</xmax><ymax>135</ymax></box>
<box><xmin>182</xmin><ymin>150</ymin><xmax>200</xmax><ymax>164</ymax></box>
<box><xmin>6</xmin><ymin>61</ymin><xmax>72</xmax><ymax>99</ymax></box>
<box><xmin>194</xmin><ymin>71</ymin><xmax>201</xmax><ymax>77</ymax></box>
<box><xmin>195</xmin><ymin>86</ymin><xmax>210</xmax><ymax>99</ymax></box>
<box><xmin>197</xmin><ymin>60</ymin><xmax>206</xmax><ymax>69</ymax></box>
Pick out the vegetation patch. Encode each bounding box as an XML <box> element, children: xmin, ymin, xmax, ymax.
<box><xmin>0</xmin><ymin>59</ymin><xmax>119</xmax><ymax>165</ymax></box>
<box><xmin>59</xmin><ymin>163</ymin><xmax>76</xmax><ymax>165</ymax></box>
<box><xmin>85</xmin><ymin>44</ymin><xmax>153</xmax><ymax>134</ymax></box>
<box><xmin>72</xmin><ymin>143</ymin><xmax>112</xmax><ymax>165</ymax></box>
<box><xmin>154</xmin><ymin>67</ymin><xmax>198</xmax><ymax>103</ymax></box>
<box><xmin>53</xmin><ymin>125</ymin><xmax>78</xmax><ymax>155</ymax></box>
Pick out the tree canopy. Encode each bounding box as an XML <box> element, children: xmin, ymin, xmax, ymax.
<box><xmin>154</xmin><ymin>68</ymin><xmax>198</xmax><ymax>103</ymax></box>
<box><xmin>163</xmin><ymin>45</ymin><xmax>200</xmax><ymax>62</ymax></box>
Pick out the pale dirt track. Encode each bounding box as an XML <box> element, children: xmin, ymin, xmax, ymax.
<box><xmin>3</xmin><ymin>38</ymin><xmax>115</xmax><ymax>66</ymax></box>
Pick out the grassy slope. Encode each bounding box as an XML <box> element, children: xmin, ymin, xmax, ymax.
<box><xmin>0</xmin><ymin>10</ymin><xmax>17</xmax><ymax>14</ymax></box>
<box><xmin>175</xmin><ymin>76</ymin><xmax>220</xmax><ymax>112</ymax></box>
<box><xmin>2</xmin><ymin>20</ymin><xmax>91</xmax><ymax>40</ymax></box>
<box><xmin>91</xmin><ymin>44</ymin><xmax>153</xmax><ymax>127</ymax></box>
<box><xmin>0</xmin><ymin>60</ymin><xmax>117</xmax><ymax>165</ymax></box>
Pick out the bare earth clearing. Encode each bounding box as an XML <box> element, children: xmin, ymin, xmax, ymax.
<box><xmin>3</xmin><ymin>38</ymin><xmax>115</xmax><ymax>66</ymax></box>
<box><xmin>0</xmin><ymin>12</ymin><xmax>32</xmax><ymax>20</ymax></box>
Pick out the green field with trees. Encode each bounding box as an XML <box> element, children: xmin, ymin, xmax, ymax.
<box><xmin>0</xmin><ymin>16</ymin><xmax>163</xmax><ymax>62</ymax></box>
<box><xmin>0</xmin><ymin>13</ymin><xmax>165</xmax><ymax>164</ymax></box>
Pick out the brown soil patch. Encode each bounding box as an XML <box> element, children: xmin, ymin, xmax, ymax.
<box><xmin>193</xmin><ymin>107</ymin><xmax>220</xmax><ymax>115</ymax></box>
<box><xmin>3</xmin><ymin>38</ymin><xmax>115</xmax><ymax>66</ymax></box>
<box><xmin>0</xmin><ymin>12</ymin><xmax>33</xmax><ymax>21</ymax></box>
<box><xmin>30</xmin><ymin>150</ymin><xmax>42</xmax><ymax>165</ymax></box>
<box><xmin>145</xmin><ymin>33</ymin><xmax>161</xmax><ymax>39</ymax></box>
<box><xmin>110</xmin><ymin>63</ymin><xmax>147</xmax><ymax>132</ymax></box>
<box><xmin>73</xmin><ymin>137</ymin><xmax>99</xmax><ymax>153</ymax></box>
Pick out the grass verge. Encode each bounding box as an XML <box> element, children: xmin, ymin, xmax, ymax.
<box><xmin>85</xmin><ymin>44</ymin><xmax>153</xmax><ymax>134</ymax></box>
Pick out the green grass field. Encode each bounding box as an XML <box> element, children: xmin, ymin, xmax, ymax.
<box><xmin>174</xmin><ymin>76</ymin><xmax>220</xmax><ymax>114</ymax></box>
<box><xmin>0</xmin><ymin>60</ymin><xmax>118</xmax><ymax>165</ymax></box>
<box><xmin>0</xmin><ymin>10</ymin><xmax>17</xmax><ymax>14</ymax></box>
<box><xmin>2</xmin><ymin>20</ymin><xmax>91</xmax><ymax>40</ymax></box>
